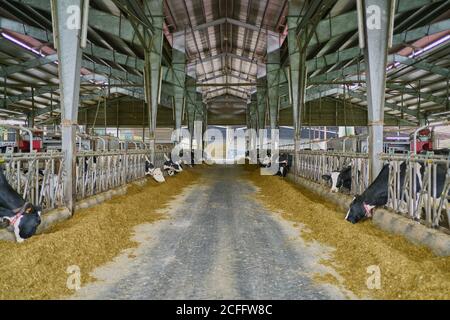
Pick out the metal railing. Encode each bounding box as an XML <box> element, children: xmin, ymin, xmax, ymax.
<box><xmin>1</xmin><ymin>143</ymin><xmax>175</xmax><ymax>212</ymax></box>
<box><xmin>294</xmin><ymin>150</ymin><xmax>369</xmax><ymax>195</ymax></box>
<box><xmin>154</xmin><ymin>144</ymin><xmax>173</xmax><ymax>168</ymax></box>
<box><xmin>2</xmin><ymin>152</ymin><xmax>65</xmax><ymax>211</ymax></box>
<box><xmin>75</xmin><ymin>149</ymin><xmax>150</xmax><ymax>199</ymax></box>
<box><xmin>382</xmin><ymin>154</ymin><xmax>450</xmax><ymax>231</ymax></box>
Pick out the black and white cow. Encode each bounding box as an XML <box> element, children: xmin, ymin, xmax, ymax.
<box><xmin>0</xmin><ymin>167</ymin><xmax>41</xmax><ymax>242</ymax></box>
<box><xmin>144</xmin><ymin>156</ymin><xmax>165</xmax><ymax>183</ymax></box>
<box><xmin>345</xmin><ymin>163</ymin><xmax>398</xmax><ymax>224</ymax></box>
<box><xmin>322</xmin><ymin>166</ymin><xmax>352</xmax><ymax>193</ymax></box>
<box><xmin>275</xmin><ymin>153</ymin><xmax>290</xmax><ymax>177</ymax></box>
<box><xmin>345</xmin><ymin>161</ymin><xmax>427</xmax><ymax>224</ymax></box>
<box><xmin>163</xmin><ymin>154</ymin><xmax>183</xmax><ymax>176</ymax></box>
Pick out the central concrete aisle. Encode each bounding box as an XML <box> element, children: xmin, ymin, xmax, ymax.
<box><xmin>72</xmin><ymin>166</ymin><xmax>348</xmax><ymax>300</ymax></box>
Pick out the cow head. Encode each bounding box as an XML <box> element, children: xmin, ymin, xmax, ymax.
<box><xmin>322</xmin><ymin>171</ymin><xmax>341</xmax><ymax>192</ymax></box>
<box><xmin>345</xmin><ymin>196</ymin><xmax>375</xmax><ymax>224</ymax></box>
<box><xmin>151</xmin><ymin>168</ymin><xmax>165</xmax><ymax>183</ymax></box>
<box><xmin>1</xmin><ymin>203</ymin><xmax>42</xmax><ymax>242</ymax></box>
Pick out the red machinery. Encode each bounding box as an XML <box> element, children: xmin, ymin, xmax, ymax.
<box><xmin>410</xmin><ymin>128</ymin><xmax>433</xmax><ymax>153</ymax></box>
<box><xmin>0</xmin><ymin>126</ymin><xmax>43</xmax><ymax>153</ymax></box>
<box><xmin>19</xmin><ymin>129</ymin><xmax>43</xmax><ymax>152</ymax></box>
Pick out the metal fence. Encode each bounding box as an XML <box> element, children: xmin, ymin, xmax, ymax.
<box><xmin>154</xmin><ymin>143</ymin><xmax>173</xmax><ymax>168</ymax></box>
<box><xmin>294</xmin><ymin>150</ymin><xmax>369</xmax><ymax>195</ymax></box>
<box><xmin>2</xmin><ymin>152</ymin><xmax>65</xmax><ymax>211</ymax></box>
<box><xmin>1</xmin><ymin>144</ymin><xmax>175</xmax><ymax>212</ymax></box>
<box><xmin>75</xmin><ymin>149</ymin><xmax>150</xmax><ymax>199</ymax></box>
<box><xmin>382</xmin><ymin>154</ymin><xmax>450</xmax><ymax>231</ymax></box>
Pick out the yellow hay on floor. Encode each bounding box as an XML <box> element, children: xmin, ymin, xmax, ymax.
<box><xmin>0</xmin><ymin>169</ymin><xmax>200</xmax><ymax>300</ymax></box>
<box><xmin>244</xmin><ymin>165</ymin><xmax>450</xmax><ymax>300</ymax></box>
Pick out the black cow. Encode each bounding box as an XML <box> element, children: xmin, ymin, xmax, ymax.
<box><xmin>0</xmin><ymin>166</ymin><xmax>41</xmax><ymax>242</ymax></box>
<box><xmin>275</xmin><ymin>153</ymin><xmax>290</xmax><ymax>177</ymax></box>
<box><xmin>345</xmin><ymin>162</ymin><xmax>424</xmax><ymax>224</ymax></box>
<box><xmin>345</xmin><ymin>164</ymin><xmax>397</xmax><ymax>224</ymax></box>
<box><xmin>322</xmin><ymin>166</ymin><xmax>352</xmax><ymax>193</ymax></box>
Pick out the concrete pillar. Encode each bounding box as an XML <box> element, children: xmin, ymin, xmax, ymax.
<box><xmin>266</xmin><ymin>31</ymin><xmax>281</xmax><ymax>130</ymax></box>
<box><xmin>361</xmin><ymin>0</ymin><xmax>394</xmax><ymax>181</ymax></box>
<box><xmin>51</xmin><ymin>0</ymin><xmax>84</xmax><ymax>213</ymax></box>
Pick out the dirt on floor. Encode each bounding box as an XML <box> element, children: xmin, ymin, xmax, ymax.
<box><xmin>243</xmin><ymin>165</ymin><xmax>450</xmax><ymax>300</ymax></box>
<box><xmin>0</xmin><ymin>168</ymin><xmax>200</xmax><ymax>300</ymax></box>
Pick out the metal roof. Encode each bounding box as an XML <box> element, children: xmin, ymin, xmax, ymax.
<box><xmin>0</xmin><ymin>0</ymin><xmax>448</xmax><ymax>126</ymax></box>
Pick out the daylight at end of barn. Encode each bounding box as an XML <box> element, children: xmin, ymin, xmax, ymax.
<box><xmin>0</xmin><ymin>0</ymin><xmax>449</xmax><ymax>303</ymax></box>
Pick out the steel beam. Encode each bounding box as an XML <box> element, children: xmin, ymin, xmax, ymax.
<box><xmin>13</xmin><ymin>0</ymin><xmax>145</xmax><ymax>45</ymax></box>
<box><xmin>393</xmin><ymin>54</ymin><xmax>450</xmax><ymax>78</ymax></box>
<box><xmin>310</xmin><ymin>0</ymin><xmax>438</xmax><ymax>46</ymax></box>
<box><xmin>188</xmin><ymin>52</ymin><xmax>257</xmax><ymax>66</ymax></box>
<box><xmin>306</xmin><ymin>19</ymin><xmax>450</xmax><ymax>73</ymax></box>
<box><xmin>51</xmin><ymin>0</ymin><xmax>83</xmax><ymax>213</ymax></box>
<box><xmin>0</xmin><ymin>54</ymin><xmax>58</xmax><ymax>77</ymax></box>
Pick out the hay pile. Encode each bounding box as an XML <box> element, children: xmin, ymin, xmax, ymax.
<box><xmin>243</xmin><ymin>166</ymin><xmax>450</xmax><ymax>300</ymax></box>
<box><xmin>0</xmin><ymin>169</ymin><xmax>200</xmax><ymax>300</ymax></box>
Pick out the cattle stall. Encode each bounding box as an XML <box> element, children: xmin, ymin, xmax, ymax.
<box><xmin>0</xmin><ymin>141</ymin><xmax>173</xmax><ymax>212</ymax></box>
<box><xmin>383</xmin><ymin>154</ymin><xmax>450</xmax><ymax>233</ymax></box>
<box><xmin>293</xmin><ymin>150</ymin><xmax>370</xmax><ymax>196</ymax></box>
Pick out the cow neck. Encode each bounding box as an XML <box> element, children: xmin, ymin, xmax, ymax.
<box><xmin>363</xmin><ymin>202</ymin><xmax>373</xmax><ymax>217</ymax></box>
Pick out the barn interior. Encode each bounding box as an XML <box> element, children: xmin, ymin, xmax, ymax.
<box><xmin>0</xmin><ymin>0</ymin><xmax>450</xmax><ymax>301</ymax></box>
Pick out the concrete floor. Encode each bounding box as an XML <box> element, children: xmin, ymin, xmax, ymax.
<box><xmin>72</xmin><ymin>166</ymin><xmax>347</xmax><ymax>300</ymax></box>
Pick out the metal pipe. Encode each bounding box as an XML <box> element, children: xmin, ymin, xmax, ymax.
<box><xmin>80</xmin><ymin>0</ymin><xmax>90</xmax><ymax>48</ymax></box>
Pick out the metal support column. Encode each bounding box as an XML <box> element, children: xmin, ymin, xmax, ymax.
<box><xmin>172</xmin><ymin>31</ymin><xmax>186</xmax><ymax>141</ymax></box>
<box><xmin>288</xmin><ymin>0</ymin><xmax>307</xmax><ymax>178</ymax></box>
<box><xmin>360</xmin><ymin>0</ymin><xmax>394</xmax><ymax>181</ymax></box>
<box><xmin>185</xmin><ymin>76</ymin><xmax>198</xmax><ymax>152</ymax></box>
<box><xmin>51</xmin><ymin>0</ymin><xmax>84</xmax><ymax>214</ymax></box>
<box><xmin>256</xmin><ymin>64</ymin><xmax>267</xmax><ymax>131</ymax></box>
<box><xmin>267</xmin><ymin>31</ymin><xmax>281</xmax><ymax>130</ymax></box>
<box><xmin>143</xmin><ymin>0</ymin><xmax>164</xmax><ymax>161</ymax></box>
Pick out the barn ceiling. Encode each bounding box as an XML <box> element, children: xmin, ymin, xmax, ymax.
<box><xmin>0</xmin><ymin>0</ymin><xmax>448</xmax><ymax>126</ymax></box>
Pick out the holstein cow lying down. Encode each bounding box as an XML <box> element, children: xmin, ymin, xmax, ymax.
<box><xmin>322</xmin><ymin>166</ymin><xmax>352</xmax><ymax>193</ymax></box>
<box><xmin>0</xmin><ymin>167</ymin><xmax>41</xmax><ymax>242</ymax></box>
<box><xmin>163</xmin><ymin>154</ymin><xmax>183</xmax><ymax>176</ymax></box>
<box><xmin>144</xmin><ymin>157</ymin><xmax>165</xmax><ymax>183</ymax></box>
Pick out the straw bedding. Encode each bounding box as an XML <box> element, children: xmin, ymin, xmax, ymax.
<box><xmin>0</xmin><ymin>169</ymin><xmax>200</xmax><ymax>300</ymax></box>
<box><xmin>243</xmin><ymin>165</ymin><xmax>450</xmax><ymax>300</ymax></box>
